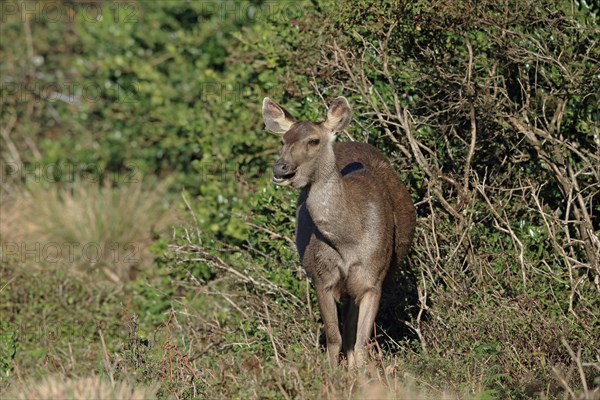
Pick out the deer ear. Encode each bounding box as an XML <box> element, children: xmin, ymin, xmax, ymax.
<box><xmin>323</xmin><ymin>96</ymin><xmax>352</xmax><ymax>133</ymax></box>
<box><xmin>262</xmin><ymin>98</ymin><xmax>296</xmax><ymax>135</ymax></box>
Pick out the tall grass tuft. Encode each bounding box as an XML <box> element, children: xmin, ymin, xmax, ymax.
<box><xmin>4</xmin><ymin>376</ymin><xmax>157</xmax><ymax>400</ymax></box>
<box><xmin>3</xmin><ymin>180</ymin><xmax>174</xmax><ymax>283</ymax></box>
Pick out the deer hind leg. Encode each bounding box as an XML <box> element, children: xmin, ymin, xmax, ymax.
<box><xmin>351</xmin><ymin>288</ymin><xmax>382</xmax><ymax>368</ymax></box>
<box><xmin>342</xmin><ymin>299</ymin><xmax>359</xmax><ymax>366</ymax></box>
<box><xmin>315</xmin><ymin>288</ymin><xmax>342</xmax><ymax>368</ymax></box>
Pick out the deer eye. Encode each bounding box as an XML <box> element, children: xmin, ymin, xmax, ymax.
<box><xmin>308</xmin><ymin>138</ymin><xmax>320</xmax><ymax>146</ymax></box>
<box><xmin>280</xmin><ymin>140</ymin><xmax>285</xmax><ymax>146</ymax></box>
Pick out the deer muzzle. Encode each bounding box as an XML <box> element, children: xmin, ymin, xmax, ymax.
<box><xmin>272</xmin><ymin>159</ymin><xmax>297</xmax><ymax>185</ymax></box>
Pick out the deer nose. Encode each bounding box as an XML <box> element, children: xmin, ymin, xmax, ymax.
<box><xmin>272</xmin><ymin>159</ymin><xmax>296</xmax><ymax>178</ymax></box>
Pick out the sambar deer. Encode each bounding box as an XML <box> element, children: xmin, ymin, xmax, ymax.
<box><xmin>262</xmin><ymin>96</ymin><xmax>416</xmax><ymax>368</ymax></box>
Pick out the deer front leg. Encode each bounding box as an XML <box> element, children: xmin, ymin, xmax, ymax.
<box><xmin>315</xmin><ymin>288</ymin><xmax>341</xmax><ymax>368</ymax></box>
<box><xmin>351</xmin><ymin>288</ymin><xmax>382</xmax><ymax>368</ymax></box>
<box><xmin>342</xmin><ymin>300</ymin><xmax>359</xmax><ymax>366</ymax></box>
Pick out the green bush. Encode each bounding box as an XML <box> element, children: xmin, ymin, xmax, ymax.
<box><xmin>272</xmin><ymin>0</ymin><xmax>600</xmax><ymax>397</ymax></box>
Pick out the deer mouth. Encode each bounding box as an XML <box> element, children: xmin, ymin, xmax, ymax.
<box><xmin>272</xmin><ymin>171</ymin><xmax>297</xmax><ymax>186</ymax></box>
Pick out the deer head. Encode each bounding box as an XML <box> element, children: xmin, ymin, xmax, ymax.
<box><xmin>262</xmin><ymin>97</ymin><xmax>352</xmax><ymax>188</ymax></box>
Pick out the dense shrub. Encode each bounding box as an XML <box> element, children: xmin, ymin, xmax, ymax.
<box><xmin>266</xmin><ymin>0</ymin><xmax>600</xmax><ymax>397</ymax></box>
<box><xmin>1</xmin><ymin>0</ymin><xmax>301</xmax><ymax>241</ymax></box>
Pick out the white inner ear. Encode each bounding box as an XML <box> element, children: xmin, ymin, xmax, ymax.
<box><xmin>323</xmin><ymin>113</ymin><xmax>343</xmax><ymax>133</ymax></box>
<box><xmin>263</xmin><ymin>98</ymin><xmax>295</xmax><ymax>134</ymax></box>
<box><xmin>323</xmin><ymin>97</ymin><xmax>351</xmax><ymax>133</ymax></box>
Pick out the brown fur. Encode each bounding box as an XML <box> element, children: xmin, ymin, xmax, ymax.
<box><xmin>263</xmin><ymin>97</ymin><xmax>416</xmax><ymax>367</ymax></box>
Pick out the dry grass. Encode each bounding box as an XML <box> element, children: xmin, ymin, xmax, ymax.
<box><xmin>3</xmin><ymin>376</ymin><xmax>157</xmax><ymax>400</ymax></box>
<box><xmin>353</xmin><ymin>380</ymin><xmax>456</xmax><ymax>400</ymax></box>
<box><xmin>0</xmin><ymin>191</ymin><xmax>34</xmax><ymax>245</ymax></box>
<box><xmin>159</xmin><ymin>224</ymin><xmax>471</xmax><ymax>399</ymax></box>
<box><xmin>1</xmin><ymin>179</ymin><xmax>175</xmax><ymax>283</ymax></box>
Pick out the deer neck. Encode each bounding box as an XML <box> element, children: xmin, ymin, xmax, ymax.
<box><xmin>305</xmin><ymin>142</ymin><xmax>346</xmax><ymax>227</ymax></box>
